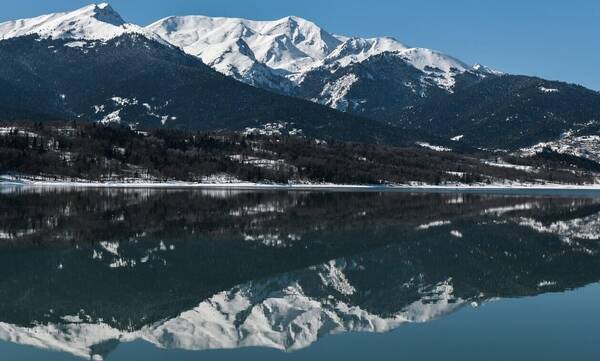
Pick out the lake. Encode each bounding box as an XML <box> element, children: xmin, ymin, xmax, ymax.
<box><xmin>0</xmin><ymin>187</ymin><xmax>599</xmax><ymax>360</ymax></box>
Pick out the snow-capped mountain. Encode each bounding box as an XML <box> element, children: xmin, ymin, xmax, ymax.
<box><xmin>0</xmin><ymin>3</ymin><xmax>163</xmax><ymax>43</ymax></box>
<box><xmin>1</xmin><ymin>3</ymin><xmax>599</xmax><ymax>153</ymax></box>
<box><xmin>147</xmin><ymin>14</ymin><xmax>490</xmax><ymax>112</ymax></box>
<box><xmin>148</xmin><ymin>15</ymin><xmax>342</xmax><ymax>74</ymax></box>
<box><xmin>148</xmin><ymin>13</ymin><xmax>600</xmax><ymax>153</ymax></box>
<box><xmin>0</xmin><ymin>3</ymin><xmax>411</xmax><ymax>145</ymax></box>
<box><xmin>147</xmin><ymin>14</ymin><xmax>479</xmax><ymax>87</ymax></box>
<box><xmin>314</xmin><ymin>40</ymin><xmax>472</xmax><ymax>90</ymax></box>
<box><xmin>147</xmin><ymin>15</ymin><xmax>345</xmax><ymax>92</ymax></box>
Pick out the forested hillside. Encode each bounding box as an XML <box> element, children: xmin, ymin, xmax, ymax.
<box><xmin>0</xmin><ymin>121</ymin><xmax>596</xmax><ymax>185</ymax></box>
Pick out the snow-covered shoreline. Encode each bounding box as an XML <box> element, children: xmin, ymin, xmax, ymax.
<box><xmin>3</xmin><ymin>177</ymin><xmax>600</xmax><ymax>193</ymax></box>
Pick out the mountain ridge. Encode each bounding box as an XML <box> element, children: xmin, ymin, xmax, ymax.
<box><xmin>146</xmin><ymin>12</ymin><xmax>488</xmax><ymax>96</ymax></box>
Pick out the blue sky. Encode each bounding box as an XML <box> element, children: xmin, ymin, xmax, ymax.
<box><xmin>2</xmin><ymin>0</ymin><xmax>599</xmax><ymax>90</ymax></box>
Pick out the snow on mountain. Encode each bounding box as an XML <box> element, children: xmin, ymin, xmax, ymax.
<box><xmin>315</xmin><ymin>37</ymin><xmax>471</xmax><ymax>89</ymax></box>
<box><xmin>520</xmin><ymin>134</ymin><xmax>600</xmax><ymax>163</ymax></box>
<box><xmin>393</xmin><ymin>47</ymin><xmax>469</xmax><ymax>90</ymax></box>
<box><xmin>0</xmin><ymin>3</ymin><xmax>163</xmax><ymax>43</ymax></box>
<box><xmin>316</xmin><ymin>73</ymin><xmax>360</xmax><ymax>111</ymax></box>
<box><xmin>472</xmin><ymin>63</ymin><xmax>504</xmax><ymax>76</ymax></box>
<box><xmin>321</xmin><ymin>37</ymin><xmax>409</xmax><ymax>68</ymax></box>
<box><xmin>0</xmin><ymin>4</ymin><xmax>499</xmax><ymax>116</ymax></box>
<box><xmin>147</xmin><ymin>14</ymin><xmax>342</xmax><ymax>90</ymax></box>
<box><xmin>148</xmin><ymin>15</ymin><xmax>342</xmax><ymax>72</ymax></box>
<box><xmin>145</xmin><ymin>12</ymin><xmax>503</xmax><ymax>118</ymax></box>
<box><xmin>147</xmin><ymin>13</ymin><xmax>488</xmax><ymax>95</ymax></box>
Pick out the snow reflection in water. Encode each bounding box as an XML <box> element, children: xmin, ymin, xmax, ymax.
<box><xmin>0</xmin><ymin>189</ymin><xmax>599</xmax><ymax>360</ymax></box>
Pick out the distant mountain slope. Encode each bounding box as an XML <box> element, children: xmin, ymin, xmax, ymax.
<box><xmin>295</xmin><ymin>52</ymin><xmax>485</xmax><ymax>119</ymax></box>
<box><xmin>398</xmin><ymin>75</ymin><xmax>600</xmax><ymax>149</ymax></box>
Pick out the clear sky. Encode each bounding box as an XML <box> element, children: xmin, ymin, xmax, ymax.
<box><xmin>1</xmin><ymin>0</ymin><xmax>599</xmax><ymax>90</ymax></box>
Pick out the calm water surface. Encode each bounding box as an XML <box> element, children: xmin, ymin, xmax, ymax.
<box><xmin>0</xmin><ymin>187</ymin><xmax>599</xmax><ymax>360</ymax></box>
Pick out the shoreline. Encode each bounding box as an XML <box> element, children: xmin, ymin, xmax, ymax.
<box><xmin>3</xmin><ymin>179</ymin><xmax>600</xmax><ymax>194</ymax></box>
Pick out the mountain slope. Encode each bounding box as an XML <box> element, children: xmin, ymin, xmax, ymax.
<box><xmin>147</xmin><ymin>14</ymin><xmax>478</xmax><ymax>89</ymax></box>
<box><xmin>0</xmin><ymin>4</ymin><xmax>425</xmax><ymax>145</ymax></box>
<box><xmin>296</xmin><ymin>51</ymin><xmax>484</xmax><ymax>119</ymax></box>
<box><xmin>398</xmin><ymin>75</ymin><xmax>600</xmax><ymax>149</ymax></box>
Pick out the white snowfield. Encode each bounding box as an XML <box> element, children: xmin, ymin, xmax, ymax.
<box><xmin>147</xmin><ymin>15</ymin><xmax>342</xmax><ymax>75</ymax></box>
<box><xmin>0</xmin><ymin>3</ymin><xmax>165</xmax><ymax>43</ymax></box>
<box><xmin>147</xmin><ymin>13</ymin><xmax>479</xmax><ymax>91</ymax></box>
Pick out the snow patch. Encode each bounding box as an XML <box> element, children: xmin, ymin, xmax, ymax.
<box><xmin>539</xmin><ymin>86</ymin><xmax>559</xmax><ymax>93</ymax></box>
<box><xmin>99</xmin><ymin>110</ymin><xmax>121</xmax><ymax>124</ymax></box>
<box><xmin>417</xmin><ymin>221</ymin><xmax>451</xmax><ymax>230</ymax></box>
<box><xmin>416</xmin><ymin>142</ymin><xmax>452</xmax><ymax>152</ymax></box>
<box><xmin>450</xmin><ymin>230</ymin><xmax>463</xmax><ymax>238</ymax></box>
<box><xmin>317</xmin><ymin>74</ymin><xmax>358</xmax><ymax>111</ymax></box>
<box><xmin>520</xmin><ymin>135</ymin><xmax>600</xmax><ymax>163</ymax></box>
<box><xmin>483</xmin><ymin>160</ymin><xmax>535</xmax><ymax>172</ymax></box>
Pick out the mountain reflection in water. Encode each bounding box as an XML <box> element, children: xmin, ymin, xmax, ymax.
<box><xmin>0</xmin><ymin>188</ymin><xmax>599</xmax><ymax>360</ymax></box>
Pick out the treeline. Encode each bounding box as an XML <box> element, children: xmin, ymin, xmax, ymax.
<box><xmin>0</xmin><ymin>121</ymin><xmax>594</xmax><ymax>185</ymax></box>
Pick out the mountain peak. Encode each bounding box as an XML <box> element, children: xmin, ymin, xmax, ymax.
<box><xmin>149</xmin><ymin>14</ymin><xmax>342</xmax><ymax>74</ymax></box>
<box><xmin>87</xmin><ymin>3</ymin><xmax>125</xmax><ymax>25</ymax></box>
<box><xmin>280</xmin><ymin>15</ymin><xmax>302</xmax><ymax>23</ymax></box>
<box><xmin>68</xmin><ymin>3</ymin><xmax>125</xmax><ymax>27</ymax></box>
<box><xmin>472</xmin><ymin>63</ymin><xmax>503</xmax><ymax>75</ymax></box>
<box><xmin>276</xmin><ymin>15</ymin><xmax>316</xmax><ymax>28</ymax></box>
<box><xmin>0</xmin><ymin>2</ymin><xmax>161</xmax><ymax>42</ymax></box>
